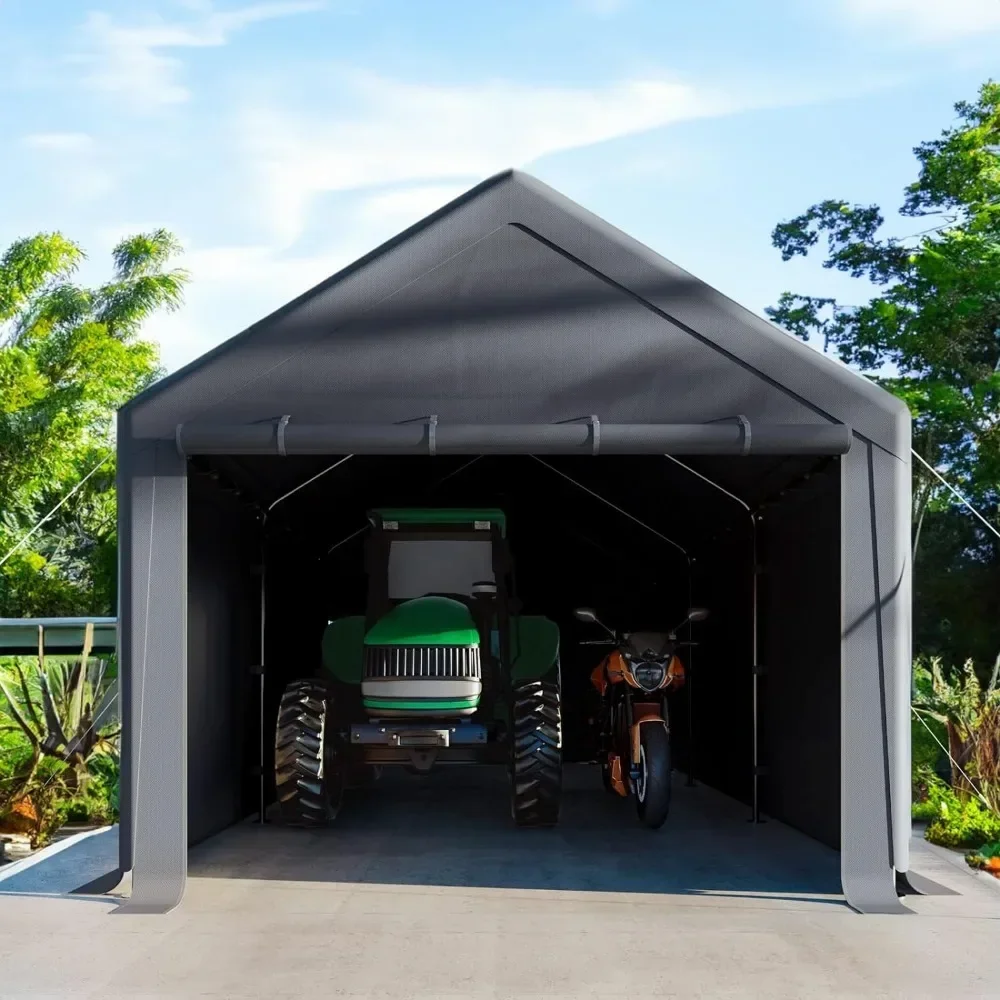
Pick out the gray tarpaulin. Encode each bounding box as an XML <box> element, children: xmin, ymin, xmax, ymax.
<box><xmin>111</xmin><ymin>170</ymin><xmax>911</xmax><ymax>915</ymax></box>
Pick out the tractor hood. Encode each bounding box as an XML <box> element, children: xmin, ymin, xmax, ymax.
<box><xmin>364</xmin><ymin>596</ymin><xmax>480</xmax><ymax>646</ymax></box>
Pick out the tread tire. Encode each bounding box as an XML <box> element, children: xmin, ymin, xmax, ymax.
<box><xmin>275</xmin><ymin>678</ymin><xmax>342</xmax><ymax>827</ymax></box>
<box><xmin>635</xmin><ymin>723</ymin><xmax>671</xmax><ymax>829</ymax></box>
<box><xmin>511</xmin><ymin>671</ymin><xmax>562</xmax><ymax>827</ymax></box>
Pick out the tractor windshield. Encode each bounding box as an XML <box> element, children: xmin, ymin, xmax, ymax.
<box><xmin>387</xmin><ymin>538</ymin><xmax>495</xmax><ymax>599</ymax></box>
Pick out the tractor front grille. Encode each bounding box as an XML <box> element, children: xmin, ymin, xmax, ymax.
<box><xmin>363</xmin><ymin>645</ymin><xmax>481</xmax><ymax>680</ymax></box>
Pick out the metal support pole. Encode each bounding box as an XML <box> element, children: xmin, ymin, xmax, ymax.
<box><xmin>260</xmin><ymin>453</ymin><xmax>355</xmax><ymax>819</ymax></box>
<box><xmin>258</xmin><ymin>528</ymin><xmax>266</xmax><ymax>824</ymax></box>
<box><xmin>662</xmin><ymin>455</ymin><xmax>761</xmax><ymax>818</ymax></box>
<box><xmin>686</xmin><ymin>564</ymin><xmax>696</xmax><ymax>786</ymax></box>
<box><xmin>750</xmin><ymin>515</ymin><xmax>764</xmax><ymax>824</ymax></box>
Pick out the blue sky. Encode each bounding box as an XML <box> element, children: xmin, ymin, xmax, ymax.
<box><xmin>1</xmin><ymin>0</ymin><xmax>999</xmax><ymax>371</ymax></box>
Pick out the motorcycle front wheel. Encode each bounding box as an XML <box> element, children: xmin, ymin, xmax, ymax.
<box><xmin>634</xmin><ymin>723</ymin><xmax>672</xmax><ymax>829</ymax></box>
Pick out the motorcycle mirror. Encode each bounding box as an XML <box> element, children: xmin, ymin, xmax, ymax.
<box><xmin>573</xmin><ymin>607</ymin><xmax>599</xmax><ymax>624</ymax></box>
<box><xmin>686</xmin><ymin>607</ymin><xmax>709</xmax><ymax>623</ymax></box>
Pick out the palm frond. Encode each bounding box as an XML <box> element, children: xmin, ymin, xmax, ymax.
<box><xmin>95</xmin><ymin>271</ymin><xmax>189</xmax><ymax>337</ymax></box>
<box><xmin>0</xmin><ymin>672</ymin><xmax>39</xmax><ymax>746</ymax></box>
<box><xmin>110</xmin><ymin>229</ymin><xmax>183</xmax><ymax>280</ymax></box>
<box><xmin>13</xmin><ymin>661</ymin><xmax>42</xmax><ymax>732</ymax></box>
<box><xmin>38</xmin><ymin>669</ymin><xmax>69</xmax><ymax>753</ymax></box>
<box><xmin>0</xmin><ymin>233</ymin><xmax>85</xmax><ymax>325</ymax></box>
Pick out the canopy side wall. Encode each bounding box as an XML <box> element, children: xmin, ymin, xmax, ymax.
<box><xmin>117</xmin><ymin>433</ymin><xmax>189</xmax><ymax>912</ymax></box>
<box><xmin>759</xmin><ymin>468</ymin><xmax>842</xmax><ymax>848</ymax></box>
<box><xmin>187</xmin><ymin>474</ymin><xmax>260</xmax><ymax>845</ymax></box>
<box><xmin>841</xmin><ymin>436</ymin><xmax>911</xmax><ymax>914</ymax></box>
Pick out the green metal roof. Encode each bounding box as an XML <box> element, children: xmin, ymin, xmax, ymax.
<box><xmin>0</xmin><ymin>617</ymin><xmax>118</xmax><ymax>656</ymax></box>
<box><xmin>371</xmin><ymin>508</ymin><xmax>506</xmax><ymax>536</ymax></box>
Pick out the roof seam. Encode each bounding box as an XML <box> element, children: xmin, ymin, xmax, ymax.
<box><xmin>510</xmin><ymin>223</ymin><xmax>842</xmax><ymax>429</ymax></box>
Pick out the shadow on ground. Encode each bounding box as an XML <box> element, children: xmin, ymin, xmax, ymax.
<box><xmin>188</xmin><ymin>765</ymin><xmax>844</xmax><ymax>903</ymax></box>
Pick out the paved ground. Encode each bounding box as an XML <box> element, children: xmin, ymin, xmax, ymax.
<box><xmin>0</xmin><ymin>825</ymin><xmax>113</xmax><ymax>893</ymax></box>
<box><xmin>1</xmin><ymin>766</ymin><xmax>999</xmax><ymax>999</ymax></box>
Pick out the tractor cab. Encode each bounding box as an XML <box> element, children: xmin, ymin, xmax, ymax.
<box><xmin>359</xmin><ymin>508</ymin><xmax>514</xmax><ymax>720</ymax></box>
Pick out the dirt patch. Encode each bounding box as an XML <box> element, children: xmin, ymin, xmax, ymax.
<box><xmin>0</xmin><ymin>798</ymin><xmax>38</xmax><ymax>835</ymax></box>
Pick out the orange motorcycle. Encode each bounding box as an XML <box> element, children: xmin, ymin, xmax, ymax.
<box><xmin>574</xmin><ymin>606</ymin><xmax>708</xmax><ymax>828</ymax></box>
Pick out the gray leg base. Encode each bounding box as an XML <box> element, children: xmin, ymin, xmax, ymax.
<box><xmin>71</xmin><ymin>868</ymin><xmax>125</xmax><ymax>895</ymax></box>
<box><xmin>896</xmin><ymin>869</ymin><xmax>959</xmax><ymax>896</ymax></box>
<box><xmin>113</xmin><ymin>901</ymin><xmax>177</xmax><ymax>914</ymax></box>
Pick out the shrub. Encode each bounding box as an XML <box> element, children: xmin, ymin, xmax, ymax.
<box><xmin>912</xmin><ymin>766</ymin><xmax>952</xmax><ymax>822</ymax></box>
<box><xmin>924</xmin><ymin>790</ymin><xmax>1000</xmax><ymax>849</ymax></box>
<box><xmin>911</xmin><ymin>712</ymin><xmax>947</xmax><ymax>778</ymax></box>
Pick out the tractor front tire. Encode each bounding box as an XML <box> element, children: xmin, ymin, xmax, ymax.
<box><xmin>511</xmin><ymin>673</ymin><xmax>562</xmax><ymax>827</ymax></box>
<box><xmin>275</xmin><ymin>678</ymin><xmax>343</xmax><ymax>827</ymax></box>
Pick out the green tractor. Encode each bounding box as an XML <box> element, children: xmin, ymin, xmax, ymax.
<box><xmin>274</xmin><ymin>508</ymin><xmax>563</xmax><ymax>827</ymax></box>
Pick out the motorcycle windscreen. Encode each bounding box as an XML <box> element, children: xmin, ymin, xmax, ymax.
<box><xmin>626</xmin><ymin>631</ymin><xmax>672</xmax><ymax>659</ymax></box>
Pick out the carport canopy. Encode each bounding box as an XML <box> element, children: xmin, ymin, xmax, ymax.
<box><xmin>110</xmin><ymin>170</ymin><xmax>912</xmax><ymax>915</ymax></box>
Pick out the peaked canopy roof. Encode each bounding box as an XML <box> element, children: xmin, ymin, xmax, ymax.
<box><xmin>123</xmin><ymin>169</ymin><xmax>908</xmax><ymax>462</ymax></box>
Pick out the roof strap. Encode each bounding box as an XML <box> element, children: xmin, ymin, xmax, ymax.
<box><xmin>709</xmin><ymin>414</ymin><xmax>752</xmax><ymax>456</ymax></box>
<box><xmin>589</xmin><ymin>415</ymin><xmax>601</xmax><ymax>456</ymax></box>
<box><xmin>736</xmin><ymin>414</ymin><xmax>751</xmax><ymax>456</ymax></box>
<box><xmin>427</xmin><ymin>414</ymin><xmax>438</xmax><ymax>457</ymax></box>
<box><xmin>556</xmin><ymin>414</ymin><xmax>601</xmax><ymax>454</ymax></box>
<box><xmin>276</xmin><ymin>415</ymin><xmax>291</xmax><ymax>457</ymax></box>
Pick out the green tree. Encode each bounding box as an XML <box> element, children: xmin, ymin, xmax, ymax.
<box><xmin>767</xmin><ymin>81</ymin><xmax>1000</xmax><ymax>669</ymax></box>
<box><xmin>0</xmin><ymin>229</ymin><xmax>187</xmax><ymax>616</ymax></box>
<box><xmin>767</xmin><ymin>83</ymin><xmax>999</xmax><ymax>521</ymax></box>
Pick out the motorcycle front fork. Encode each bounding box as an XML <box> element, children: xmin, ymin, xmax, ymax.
<box><xmin>600</xmin><ymin>698</ymin><xmax>643</xmax><ymax>790</ymax></box>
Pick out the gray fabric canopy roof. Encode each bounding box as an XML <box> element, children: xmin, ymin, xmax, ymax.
<box><xmin>123</xmin><ymin>170</ymin><xmax>906</xmax><ymax>458</ymax></box>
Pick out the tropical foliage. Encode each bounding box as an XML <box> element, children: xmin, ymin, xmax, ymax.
<box><xmin>0</xmin><ymin>649</ymin><xmax>120</xmax><ymax>847</ymax></box>
<box><xmin>0</xmin><ymin>228</ymin><xmax>187</xmax><ymax>617</ymax></box>
<box><xmin>910</xmin><ymin>655</ymin><xmax>1000</xmax><ymax>853</ymax></box>
<box><xmin>0</xmin><ymin>228</ymin><xmax>184</xmax><ymax>847</ymax></box>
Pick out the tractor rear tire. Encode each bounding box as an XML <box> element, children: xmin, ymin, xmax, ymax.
<box><xmin>510</xmin><ymin>672</ymin><xmax>562</xmax><ymax>827</ymax></box>
<box><xmin>275</xmin><ymin>678</ymin><xmax>343</xmax><ymax>827</ymax></box>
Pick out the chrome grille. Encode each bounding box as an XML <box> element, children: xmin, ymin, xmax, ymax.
<box><xmin>363</xmin><ymin>645</ymin><xmax>481</xmax><ymax>680</ymax></box>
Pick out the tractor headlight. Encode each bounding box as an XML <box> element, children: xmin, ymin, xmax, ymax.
<box><xmin>631</xmin><ymin>660</ymin><xmax>666</xmax><ymax>692</ymax></box>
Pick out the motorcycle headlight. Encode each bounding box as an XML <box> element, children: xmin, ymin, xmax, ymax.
<box><xmin>631</xmin><ymin>660</ymin><xmax>666</xmax><ymax>692</ymax></box>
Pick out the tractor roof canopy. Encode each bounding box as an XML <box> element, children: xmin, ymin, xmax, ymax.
<box><xmin>370</xmin><ymin>508</ymin><xmax>507</xmax><ymax>536</ymax></box>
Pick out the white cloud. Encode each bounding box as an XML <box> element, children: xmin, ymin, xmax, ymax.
<box><xmin>141</xmin><ymin>241</ymin><xmax>356</xmax><ymax>370</ymax></box>
<box><xmin>356</xmin><ymin>183</ymin><xmax>481</xmax><ymax>226</ymax></box>
<box><xmin>238</xmin><ymin>71</ymin><xmax>740</xmax><ymax>246</ymax></box>
<box><xmin>138</xmin><ymin>67</ymin><xmax>816</xmax><ymax>368</ymax></box>
<box><xmin>21</xmin><ymin>132</ymin><xmax>97</xmax><ymax>152</ymax></box>
<box><xmin>19</xmin><ymin>132</ymin><xmax>113</xmax><ymax>201</ymax></box>
<box><xmin>840</xmin><ymin>0</ymin><xmax>1000</xmax><ymax>42</ymax></box>
<box><xmin>76</xmin><ymin>1</ymin><xmax>325</xmax><ymax>111</ymax></box>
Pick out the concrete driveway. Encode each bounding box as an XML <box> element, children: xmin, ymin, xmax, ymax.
<box><xmin>1</xmin><ymin>765</ymin><xmax>998</xmax><ymax>999</ymax></box>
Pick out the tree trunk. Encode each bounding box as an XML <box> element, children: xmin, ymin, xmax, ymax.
<box><xmin>947</xmin><ymin>721</ymin><xmax>976</xmax><ymax>798</ymax></box>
